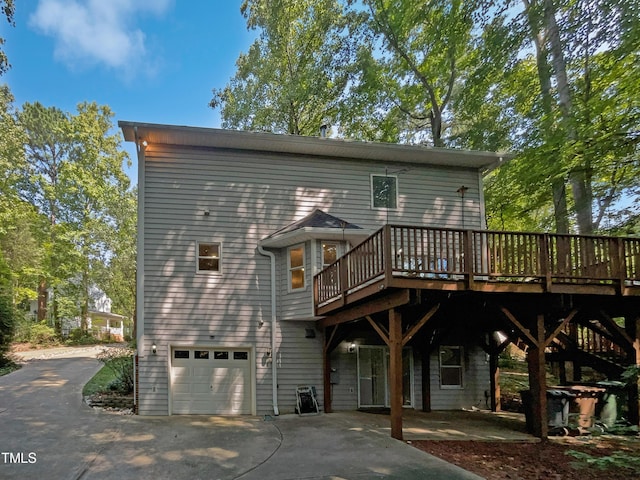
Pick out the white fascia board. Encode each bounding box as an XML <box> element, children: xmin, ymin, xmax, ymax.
<box><xmin>259</xmin><ymin>227</ymin><xmax>374</xmax><ymax>249</ymax></box>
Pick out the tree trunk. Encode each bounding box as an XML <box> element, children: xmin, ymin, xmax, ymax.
<box><xmin>525</xmin><ymin>0</ymin><xmax>570</xmax><ymax>233</ymax></box>
<box><xmin>37</xmin><ymin>277</ymin><xmax>48</xmax><ymax>322</ymax></box>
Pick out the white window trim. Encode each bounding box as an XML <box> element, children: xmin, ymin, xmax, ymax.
<box><xmin>371</xmin><ymin>173</ymin><xmax>399</xmax><ymax>210</ymax></box>
<box><xmin>321</xmin><ymin>241</ymin><xmax>339</xmax><ymax>268</ymax></box>
<box><xmin>196</xmin><ymin>241</ymin><xmax>222</xmax><ymax>275</ymax></box>
<box><xmin>288</xmin><ymin>243</ymin><xmax>306</xmax><ymax>292</ymax></box>
<box><xmin>439</xmin><ymin>345</ymin><xmax>464</xmax><ymax>390</ymax></box>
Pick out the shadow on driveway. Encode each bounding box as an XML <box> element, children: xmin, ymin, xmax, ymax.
<box><xmin>0</xmin><ymin>351</ymin><xmax>483</xmax><ymax>479</ymax></box>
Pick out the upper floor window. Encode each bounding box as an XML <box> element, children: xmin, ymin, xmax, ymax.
<box><xmin>322</xmin><ymin>242</ymin><xmax>338</xmax><ymax>267</ymax></box>
<box><xmin>439</xmin><ymin>346</ymin><xmax>463</xmax><ymax>389</ymax></box>
<box><xmin>197</xmin><ymin>242</ymin><xmax>221</xmax><ymax>273</ymax></box>
<box><xmin>288</xmin><ymin>244</ymin><xmax>305</xmax><ymax>290</ymax></box>
<box><xmin>371</xmin><ymin>174</ymin><xmax>398</xmax><ymax>209</ymax></box>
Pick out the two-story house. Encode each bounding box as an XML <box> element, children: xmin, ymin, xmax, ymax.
<box><xmin>120</xmin><ymin>122</ymin><xmax>507</xmax><ymax>416</ymax></box>
<box><xmin>121</xmin><ymin>122</ymin><xmax>640</xmax><ymax>440</ymax></box>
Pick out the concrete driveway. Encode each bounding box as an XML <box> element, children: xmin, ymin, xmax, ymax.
<box><xmin>0</xmin><ymin>348</ymin><xmax>482</xmax><ymax>480</ymax></box>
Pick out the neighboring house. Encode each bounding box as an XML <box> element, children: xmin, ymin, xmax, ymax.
<box><xmin>120</xmin><ymin>122</ymin><xmax>640</xmax><ymax>440</ymax></box>
<box><xmin>56</xmin><ymin>286</ymin><xmax>130</xmax><ymax>341</ymax></box>
<box><xmin>120</xmin><ymin>122</ymin><xmax>504</xmax><ymax>417</ymax></box>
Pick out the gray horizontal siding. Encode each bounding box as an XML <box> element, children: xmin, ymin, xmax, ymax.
<box><xmin>139</xmin><ymin>142</ymin><xmax>485</xmax><ymax>414</ymax></box>
<box><xmin>275</xmin><ymin>321</ymin><xmax>324</xmax><ymax>414</ymax></box>
<box><xmin>430</xmin><ymin>345</ymin><xmax>491</xmax><ymax>410</ymax></box>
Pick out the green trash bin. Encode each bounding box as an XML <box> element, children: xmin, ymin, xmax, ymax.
<box><xmin>595</xmin><ymin>381</ymin><xmax>627</xmax><ymax>428</ymax></box>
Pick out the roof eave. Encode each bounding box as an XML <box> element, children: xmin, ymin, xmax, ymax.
<box><xmin>119</xmin><ymin>121</ymin><xmax>511</xmax><ymax>170</ymax></box>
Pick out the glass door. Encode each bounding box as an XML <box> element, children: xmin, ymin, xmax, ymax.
<box><xmin>357</xmin><ymin>346</ymin><xmax>414</xmax><ymax>408</ymax></box>
<box><xmin>357</xmin><ymin>346</ymin><xmax>388</xmax><ymax>407</ymax></box>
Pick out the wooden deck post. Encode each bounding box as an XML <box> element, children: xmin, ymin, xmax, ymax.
<box><xmin>627</xmin><ymin>316</ymin><xmax>640</xmax><ymax>426</ymax></box>
<box><xmin>323</xmin><ymin>338</ymin><xmax>332</xmax><ymax>414</ymax></box>
<box><xmin>527</xmin><ymin>314</ymin><xmax>548</xmax><ymax>439</ymax></box>
<box><xmin>422</xmin><ymin>350</ymin><xmax>431</xmax><ymax>412</ymax></box>
<box><xmin>389</xmin><ymin>308</ymin><xmax>403</xmax><ymax>440</ymax></box>
<box><xmin>490</xmin><ymin>352</ymin><xmax>501</xmax><ymax>412</ymax></box>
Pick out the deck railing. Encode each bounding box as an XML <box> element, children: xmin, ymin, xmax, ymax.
<box><xmin>314</xmin><ymin>225</ymin><xmax>640</xmax><ymax>306</ymax></box>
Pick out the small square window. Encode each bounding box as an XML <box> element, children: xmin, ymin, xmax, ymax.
<box><xmin>371</xmin><ymin>174</ymin><xmax>398</xmax><ymax>209</ymax></box>
<box><xmin>195</xmin><ymin>350</ymin><xmax>209</xmax><ymax>359</ymax></box>
<box><xmin>214</xmin><ymin>351</ymin><xmax>229</xmax><ymax>360</ymax></box>
<box><xmin>197</xmin><ymin>242</ymin><xmax>221</xmax><ymax>273</ymax></box>
<box><xmin>233</xmin><ymin>351</ymin><xmax>249</xmax><ymax>360</ymax></box>
<box><xmin>174</xmin><ymin>350</ymin><xmax>189</xmax><ymax>359</ymax></box>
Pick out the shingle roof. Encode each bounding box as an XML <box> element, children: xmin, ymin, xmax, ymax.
<box><xmin>266</xmin><ymin>209</ymin><xmax>362</xmax><ymax>239</ymax></box>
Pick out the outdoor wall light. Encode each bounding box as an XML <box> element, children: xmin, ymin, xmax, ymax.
<box><xmin>151</xmin><ymin>343</ymin><xmax>157</xmax><ymax>355</ymax></box>
<box><xmin>348</xmin><ymin>342</ymin><xmax>356</xmax><ymax>354</ymax></box>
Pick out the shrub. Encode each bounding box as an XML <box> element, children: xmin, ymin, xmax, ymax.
<box><xmin>28</xmin><ymin>322</ymin><xmax>57</xmax><ymax>345</ymax></box>
<box><xmin>96</xmin><ymin>346</ymin><xmax>134</xmax><ymax>394</ymax></box>
<box><xmin>0</xmin><ymin>295</ymin><xmax>15</xmax><ymax>366</ymax></box>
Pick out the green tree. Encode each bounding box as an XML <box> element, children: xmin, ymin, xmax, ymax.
<box><xmin>340</xmin><ymin>0</ymin><xmax>479</xmax><ymax>146</ymax></box>
<box><xmin>62</xmin><ymin>103</ymin><xmax>131</xmax><ymax>331</ymax></box>
<box><xmin>0</xmin><ymin>0</ymin><xmax>15</xmax><ymax>76</ymax></box>
<box><xmin>0</xmin><ymin>253</ymin><xmax>15</xmax><ymax>365</ymax></box>
<box><xmin>0</xmin><ymin>86</ymin><xmax>41</xmax><ymax>310</ymax></box>
<box><xmin>211</xmin><ymin>0</ymin><xmax>359</xmax><ymax>135</ymax></box>
<box><xmin>18</xmin><ymin>102</ymin><xmax>71</xmax><ymax>328</ymax></box>
<box><xmin>478</xmin><ymin>0</ymin><xmax>640</xmax><ymax>233</ymax></box>
<box><xmin>17</xmin><ymin>102</ymin><xmax>133</xmax><ymax>334</ymax></box>
<box><xmin>98</xmin><ymin>187</ymin><xmax>136</xmax><ymax>336</ymax></box>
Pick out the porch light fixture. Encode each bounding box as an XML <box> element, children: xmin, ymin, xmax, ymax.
<box><xmin>151</xmin><ymin>343</ymin><xmax>157</xmax><ymax>355</ymax></box>
<box><xmin>348</xmin><ymin>342</ymin><xmax>356</xmax><ymax>353</ymax></box>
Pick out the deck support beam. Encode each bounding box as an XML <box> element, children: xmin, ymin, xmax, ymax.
<box><xmin>527</xmin><ymin>314</ymin><xmax>548</xmax><ymax>439</ymax></box>
<box><xmin>422</xmin><ymin>350</ymin><xmax>431</xmax><ymax>412</ymax></box>
<box><xmin>627</xmin><ymin>316</ymin><xmax>640</xmax><ymax>426</ymax></box>
<box><xmin>323</xmin><ymin>326</ymin><xmax>335</xmax><ymax>413</ymax></box>
<box><xmin>389</xmin><ymin>308</ymin><xmax>403</xmax><ymax>440</ymax></box>
<box><xmin>490</xmin><ymin>353</ymin><xmax>500</xmax><ymax>412</ymax></box>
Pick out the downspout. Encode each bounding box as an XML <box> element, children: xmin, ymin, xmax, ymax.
<box><xmin>133</xmin><ymin>126</ymin><xmax>145</xmax><ymax>412</ymax></box>
<box><xmin>257</xmin><ymin>243</ymin><xmax>280</xmax><ymax>416</ymax></box>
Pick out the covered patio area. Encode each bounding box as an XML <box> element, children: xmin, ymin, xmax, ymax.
<box><xmin>340</xmin><ymin>409</ymin><xmax>533</xmax><ymax>442</ymax></box>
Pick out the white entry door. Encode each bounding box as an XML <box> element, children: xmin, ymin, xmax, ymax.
<box><xmin>171</xmin><ymin>347</ymin><xmax>252</xmax><ymax>414</ymax></box>
<box><xmin>357</xmin><ymin>346</ymin><xmax>413</xmax><ymax>408</ymax></box>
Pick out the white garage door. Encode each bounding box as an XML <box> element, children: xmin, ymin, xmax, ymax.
<box><xmin>171</xmin><ymin>347</ymin><xmax>252</xmax><ymax>414</ymax></box>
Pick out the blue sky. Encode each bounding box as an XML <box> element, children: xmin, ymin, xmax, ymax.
<box><xmin>2</xmin><ymin>0</ymin><xmax>257</xmax><ymax>184</ymax></box>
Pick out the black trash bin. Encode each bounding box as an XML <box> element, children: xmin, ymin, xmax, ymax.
<box><xmin>520</xmin><ymin>390</ymin><xmax>533</xmax><ymax>433</ymax></box>
<box><xmin>547</xmin><ymin>389</ymin><xmax>575</xmax><ymax>428</ymax></box>
<box><xmin>520</xmin><ymin>389</ymin><xmax>576</xmax><ymax>433</ymax></box>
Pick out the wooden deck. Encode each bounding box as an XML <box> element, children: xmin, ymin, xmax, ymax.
<box><xmin>314</xmin><ymin>225</ymin><xmax>640</xmax><ymax>315</ymax></box>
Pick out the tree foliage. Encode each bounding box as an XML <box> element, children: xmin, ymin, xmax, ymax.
<box><xmin>211</xmin><ymin>0</ymin><xmax>360</xmax><ymax>135</ymax></box>
<box><xmin>0</xmin><ymin>94</ymin><xmax>135</xmax><ymax>336</ymax></box>
<box><xmin>214</xmin><ymin>1</ymin><xmax>639</xmax><ymax>234</ymax></box>
<box><xmin>339</xmin><ymin>0</ymin><xmax>478</xmax><ymax>146</ymax></box>
<box><xmin>0</xmin><ymin>0</ymin><xmax>15</xmax><ymax>76</ymax></box>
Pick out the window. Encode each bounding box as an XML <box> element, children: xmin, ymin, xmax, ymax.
<box><xmin>439</xmin><ymin>346</ymin><xmax>463</xmax><ymax>388</ymax></box>
<box><xmin>322</xmin><ymin>242</ymin><xmax>338</xmax><ymax>267</ymax></box>
<box><xmin>288</xmin><ymin>244</ymin><xmax>305</xmax><ymax>290</ymax></box>
<box><xmin>195</xmin><ymin>350</ymin><xmax>209</xmax><ymax>359</ymax></box>
<box><xmin>214</xmin><ymin>351</ymin><xmax>229</xmax><ymax>360</ymax></box>
<box><xmin>174</xmin><ymin>350</ymin><xmax>189</xmax><ymax>359</ymax></box>
<box><xmin>197</xmin><ymin>242</ymin><xmax>220</xmax><ymax>273</ymax></box>
<box><xmin>371</xmin><ymin>174</ymin><xmax>398</xmax><ymax>209</ymax></box>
